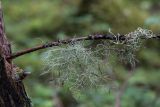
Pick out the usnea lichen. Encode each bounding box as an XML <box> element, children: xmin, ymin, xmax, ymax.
<box><xmin>41</xmin><ymin>28</ymin><xmax>154</xmax><ymax>91</ymax></box>
<box><xmin>108</xmin><ymin>27</ymin><xmax>154</xmax><ymax>68</ymax></box>
<box><xmin>41</xmin><ymin>42</ymin><xmax>112</xmax><ymax>91</ymax></box>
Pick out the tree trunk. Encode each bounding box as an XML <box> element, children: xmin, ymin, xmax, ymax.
<box><xmin>0</xmin><ymin>2</ymin><xmax>31</xmax><ymax>107</ymax></box>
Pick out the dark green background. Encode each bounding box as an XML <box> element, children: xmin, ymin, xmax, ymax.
<box><xmin>2</xmin><ymin>0</ymin><xmax>160</xmax><ymax>107</ymax></box>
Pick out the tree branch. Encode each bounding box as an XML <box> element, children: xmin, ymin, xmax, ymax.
<box><xmin>7</xmin><ymin>34</ymin><xmax>160</xmax><ymax>60</ymax></box>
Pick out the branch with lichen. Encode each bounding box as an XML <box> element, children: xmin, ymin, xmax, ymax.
<box><xmin>39</xmin><ymin>28</ymin><xmax>159</xmax><ymax>91</ymax></box>
<box><xmin>7</xmin><ymin>28</ymin><xmax>160</xmax><ymax>60</ymax></box>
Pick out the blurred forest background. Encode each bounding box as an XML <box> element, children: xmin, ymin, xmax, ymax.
<box><xmin>2</xmin><ymin>0</ymin><xmax>160</xmax><ymax>107</ymax></box>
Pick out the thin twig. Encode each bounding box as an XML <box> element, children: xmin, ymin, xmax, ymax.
<box><xmin>7</xmin><ymin>34</ymin><xmax>160</xmax><ymax>60</ymax></box>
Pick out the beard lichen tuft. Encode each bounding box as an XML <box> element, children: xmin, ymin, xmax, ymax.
<box><xmin>108</xmin><ymin>27</ymin><xmax>154</xmax><ymax>68</ymax></box>
<box><xmin>41</xmin><ymin>28</ymin><xmax>154</xmax><ymax>92</ymax></box>
<box><xmin>41</xmin><ymin>42</ymin><xmax>112</xmax><ymax>91</ymax></box>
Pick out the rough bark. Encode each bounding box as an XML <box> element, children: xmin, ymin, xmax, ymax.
<box><xmin>0</xmin><ymin>2</ymin><xmax>31</xmax><ymax>107</ymax></box>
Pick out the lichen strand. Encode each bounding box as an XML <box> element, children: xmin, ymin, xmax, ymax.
<box><xmin>42</xmin><ymin>42</ymin><xmax>112</xmax><ymax>91</ymax></box>
<box><xmin>41</xmin><ymin>28</ymin><xmax>154</xmax><ymax>92</ymax></box>
<box><xmin>114</xmin><ymin>27</ymin><xmax>154</xmax><ymax>68</ymax></box>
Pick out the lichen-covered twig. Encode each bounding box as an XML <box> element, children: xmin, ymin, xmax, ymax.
<box><xmin>7</xmin><ymin>34</ymin><xmax>124</xmax><ymax>59</ymax></box>
<box><xmin>7</xmin><ymin>33</ymin><xmax>160</xmax><ymax>60</ymax></box>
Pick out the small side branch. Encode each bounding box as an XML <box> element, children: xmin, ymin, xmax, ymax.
<box><xmin>7</xmin><ymin>34</ymin><xmax>160</xmax><ymax>60</ymax></box>
<box><xmin>7</xmin><ymin>34</ymin><xmax>121</xmax><ymax>59</ymax></box>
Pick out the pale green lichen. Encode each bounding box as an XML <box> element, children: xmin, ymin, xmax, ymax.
<box><xmin>41</xmin><ymin>28</ymin><xmax>154</xmax><ymax>91</ymax></box>
<box><xmin>41</xmin><ymin>42</ymin><xmax>112</xmax><ymax>91</ymax></box>
<box><xmin>108</xmin><ymin>27</ymin><xmax>154</xmax><ymax>68</ymax></box>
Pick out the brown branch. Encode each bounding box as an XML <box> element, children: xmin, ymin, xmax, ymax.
<box><xmin>7</xmin><ymin>34</ymin><xmax>121</xmax><ymax>59</ymax></box>
<box><xmin>7</xmin><ymin>34</ymin><xmax>160</xmax><ymax>60</ymax></box>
